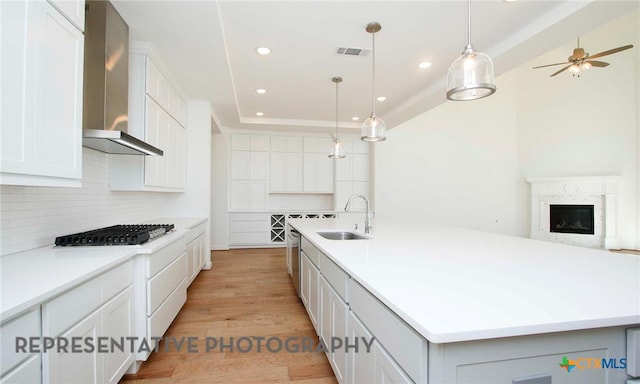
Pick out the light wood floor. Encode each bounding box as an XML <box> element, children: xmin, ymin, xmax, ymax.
<box><xmin>121</xmin><ymin>248</ymin><xmax>337</xmax><ymax>384</ymax></box>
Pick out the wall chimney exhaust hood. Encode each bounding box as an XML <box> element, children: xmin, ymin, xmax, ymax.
<box><xmin>81</xmin><ymin>0</ymin><xmax>162</xmax><ymax>156</ymax></box>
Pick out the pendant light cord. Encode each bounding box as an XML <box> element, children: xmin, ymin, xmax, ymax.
<box><xmin>335</xmin><ymin>79</ymin><xmax>339</xmax><ymax>139</ymax></box>
<box><xmin>467</xmin><ymin>0</ymin><xmax>471</xmax><ymax>46</ymax></box>
<box><xmin>372</xmin><ymin>32</ymin><xmax>376</xmax><ymax>114</ymax></box>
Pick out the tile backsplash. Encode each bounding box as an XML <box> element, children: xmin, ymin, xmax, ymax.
<box><xmin>1</xmin><ymin>148</ymin><xmax>174</xmax><ymax>255</ymax></box>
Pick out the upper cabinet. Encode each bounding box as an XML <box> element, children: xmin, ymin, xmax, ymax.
<box><xmin>230</xmin><ymin>134</ymin><xmax>269</xmax><ymax>210</ymax></box>
<box><xmin>1</xmin><ymin>0</ymin><xmax>84</xmax><ymax>187</ymax></box>
<box><xmin>335</xmin><ymin>138</ymin><xmax>371</xmax><ymax>211</ymax></box>
<box><xmin>109</xmin><ymin>46</ymin><xmax>187</xmax><ymax>192</ymax></box>
<box><xmin>302</xmin><ymin>137</ymin><xmax>333</xmax><ymax>193</ymax></box>
<box><xmin>270</xmin><ymin>136</ymin><xmax>303</xmax><ymax>193</ymax></box>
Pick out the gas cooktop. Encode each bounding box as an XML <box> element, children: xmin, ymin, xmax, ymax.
<box><xmin>55</xmin><ymin>224</ymin><xmax>175</xmax><ymax>246</ymax></box>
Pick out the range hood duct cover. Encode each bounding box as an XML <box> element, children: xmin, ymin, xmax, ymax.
<box><xmin>81</xmin><ymin>0</ymin><xmax>162</xmax><ymax>156</ymax></box>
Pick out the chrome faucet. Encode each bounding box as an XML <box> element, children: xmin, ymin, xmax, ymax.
<box><xmin>344</xmin><ymin>194</ymin><xmax>371</xmax><ymax>234</ymax></box>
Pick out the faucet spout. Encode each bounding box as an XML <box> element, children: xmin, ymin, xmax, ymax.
<box><xmin>344</xmin><ymin>194</ymin><xmax>371</xmax><ymax>234</ymax></box>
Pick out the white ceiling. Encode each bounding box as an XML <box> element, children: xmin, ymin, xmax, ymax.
<box><xmin>111</xmin><ymin>1</ymin><xmax>639</xmax><ymax>134</ymax></box>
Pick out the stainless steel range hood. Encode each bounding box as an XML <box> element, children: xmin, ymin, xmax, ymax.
<box><xmin>81</xmin><ymin>0</ymin><xmax>162</xmax><ymax>156</ymax></box>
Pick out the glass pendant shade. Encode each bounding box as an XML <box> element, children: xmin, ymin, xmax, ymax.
<box><xmin>447</xmin><ymin>44</ymin><xmax>496</xmax><ymax>101</ymax></box>
<box><xmin>361</xmin><ymin>113</ymin><xmax>386</xmax><ymax>142</ymax></box>
<box><xmin>329</xmin><ymin>139</ymin><xmax>345</xmax><ymax>158</ymax></box>
<box><xmin>446</xmin><ymin>0</ymin><xmax>496</xmax><ymax>101</ymax></box>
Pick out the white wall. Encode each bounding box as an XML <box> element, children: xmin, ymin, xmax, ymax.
<box><xmin>0</xmin><ymin>148</ymin><xmax>171</xmax><ymax>255</ymax></box>
<box><xmin>376</xmin><ymin>9</ymin><xmax>639</xmax><ymax>248</ymax></box>
<box><xmin>210</xmin><ymin>131</ymin><xmax>229</xmax><ymax>250</ymax></box>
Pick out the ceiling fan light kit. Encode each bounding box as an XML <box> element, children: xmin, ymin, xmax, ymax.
<box><xmin>532</xmin><ymin>37</ymin><xmax>634</xmax><ymax>77</ymax></box>
<box><xmin>361</xmin><ymin>21</ymin><xmax>387</xmax><ymax>142</ymax></box>
<box><xmin>446</xmin><ymin>0</ymin><xmax>496</xmax><ymax>101</ymax></box>
<box><xmin>329</xmin><ymin>76</ymin><xmax>346</xmax><ymax>159</ymax></box>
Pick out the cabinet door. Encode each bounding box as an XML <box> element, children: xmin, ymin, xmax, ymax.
<box><xmin>45</xmin><ymin>309</ymin><xmax>103</xmax><ymax>384</ymax></box>
<box><xmin>348</xmin><ymin>311</ymin><xmax>374</xmax><ymax>384</ymax></box>
<box><xmin>250</xmin><ymin>151</ymin><xmax>268</xmax><ymax>180</ymax></box>
<box><xmin>321</xmin><ymin>277</ymin><xmax>348</xmax><ymax>383</ymax></box>
<box><xmin>302</xmin><ymin>153</ymin><xmax>317</xmax><ymax>192</ymax></box>
<box><xmin>249</xmin><ymin>181</ymin><xmax>268</xmax><ymax>209</ymax></box>
<box><xmin>230</xmin><ymin>180</ymin><xmax>250</xmax><ymax>209</ymax></box>
<box><xmin>34</xmin><ymin>1</ymin><xmax>83</xmax><ymax>179</ymax></box>
<box><xmin>270</xmin><ymin>152</ymin><xmax>285</xmax><ymax>192</ymax></box>
<box><xmin>317</xmin><ymin>155</ymin><xmax>333</xmax><ymax>192</ymax></box>
<box><xmin>0</xmin><ymin>355</ymin><xmax>41</xmax><ymax>384</ymax></box>
<box><xmin>336</xmin><ymin>156</ymin><xmax>353</xmax><ymax>181</ymax></box>
<box><xmin>351</xmin><ymin>154</ymin><xmax>369</xmax><ymax>182</ymax></box>
<box><xmin>373</xmin><ymin>341</ymin><xmax>413</xmax><ymax>384</ymax></box>
<box><xmin>285</xmin><ymin>152</ymin><xmax>302</xmax><ymax>191</ymax></box>
<box><xmin>231</xmin><ymin>151</ymin><xmax>250</xmax><ymax>180</ymax></box>
<box><xmin>300</xmin><ymin>254</ymin><xmax>311</xmax><ymax>311</ymax></box>
<box><xmin>48</xmin><ymin>0</ymin><xmax>85</xmax><ymax>31</ymax></box>
<box><xmin>102</xmin><ymin>287</ymin><xmax>134</xmax><ymax>384</ymax></box>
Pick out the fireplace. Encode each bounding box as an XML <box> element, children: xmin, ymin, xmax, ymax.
<box><xmin>549</xmin><ymin>205</ymin><xmax>595</xmax><ymax>235</ymax></box>
<box><xmin>527</xmin><ymin>176</ymin><xmax>621</xmax><ymax>249</ymax></box>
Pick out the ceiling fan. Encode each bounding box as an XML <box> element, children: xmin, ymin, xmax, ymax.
<box><xmin>532</xmin><ymin>38</ymin><xmax>634</xmax><ymax>77</ymax></box>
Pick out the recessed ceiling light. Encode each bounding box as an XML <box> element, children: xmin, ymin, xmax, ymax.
<box><xmin>255</xmin><ymin>112</ymin><xmax>264</xmax><ymax>117</ymax></box>
<box><xmin>256</xmin><ymin>47</ymin><xmax>271</xmax><ymax>55</ymax></box>
<box><xmin>351</xmin><ymin>116</ymin><xmax>359</xmax><ymax>121</ymax></box>
<box><xmin>376</xmin><ymin>96</ymin><xmax>386</xmax><ymax>102</ymax></box>
<box><xmin>255</xmin><ymin>89</ymin><xmax>267</xmax><ymax>94</ymax></box>
<box><xmin>418</xmin><ymin>61</ymin><xmax>432</xmax><ymax>69</ymax></box>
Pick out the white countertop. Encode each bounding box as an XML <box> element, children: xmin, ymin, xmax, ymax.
<box><xmin>288</xmin><ymin>218</ymin><xmax>640</xmax><ymax>344</ymax></box>
<box><xmin>0</xmin><ymin>217</ymin><xmax>206</xmax><ymax>322</ymax></box>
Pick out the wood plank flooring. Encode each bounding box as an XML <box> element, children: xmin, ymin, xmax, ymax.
<box><xmin>121</xmin><ymin>248</ymin><xmax>337</xmax><ymax>384</ymax></box>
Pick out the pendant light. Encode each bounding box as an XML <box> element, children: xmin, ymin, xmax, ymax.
<box><xmin>361</xmin><ymin>22</ymin><xmax>386</xmax><ymax>142</ymax></box>
<box><xmin>329</xmin><ymin>76</ymin><xmax>345</xmax><ymax>158</ymax></box>
<box><xmin>446</xmin><ymin>0</ymin><xmax>496</xmax><ymax>101</ymax></box>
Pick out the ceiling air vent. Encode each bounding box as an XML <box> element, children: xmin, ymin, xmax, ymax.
<box><xmin>336</xmin><ymin>47</ymin><xmax>369</xmax><ymax>56</ymax></box>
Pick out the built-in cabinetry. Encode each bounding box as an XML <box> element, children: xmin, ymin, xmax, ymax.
<box><xmin>230</xmin><ymin>135</ymin><xmax>270</xmax><ymax>210</ymax></box>
<box><xmin>300</xmin><ymin>236</ymin><xmax>425</xmax><ymax>384</ymax></box>
<box><xmin>186</xmin><ymin>222</ymin><xmax>208</xmax><ymax>285</ymax></box>
<box><xmin>335</xmin><ymin>138</ymin><xmax>371</xmax><ymax>211</ymax></box>
<box><xmin>41</xmin><ymin>260</ymin><xmax>135</xmax><ymax>384</ymax></box>
<box><xmin>0</xmin><ymin>0</ymin><xmax>84</xmax><ymax>187</ymax></box>
<box><xmin>270</xmin><ymin>137</ymin><xmax>303</xmax><ymax>193</ymax></box>
<box><xmin>110</xmin><ymin>44</ymin><xmax>187</xmax><ymax>192</ymax></box>
<box><xmin>0</xmin><ymin>308</ymin><xmax>42</xmax><ymax>383</ymax></box>
<box><xmin>133</xmin><ymin>238</ymin><xmax>187</xmax><ymax>363</ymax></box>
<box><xmin>302</xmin><ymin>137</ymin><xmax>334</xmax><ymax>193</ymax></box>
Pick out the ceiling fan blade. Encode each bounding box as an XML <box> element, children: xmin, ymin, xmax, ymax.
<box><xmin>585</xmin><ymin>60</ymin><xmax>609</xmax><ymax>67</ymax></box>
<box><xmin>550</xmin><ymin>65</ymin><xmax>572</xmax><ymax>77</ymax></box>
<box><xmin>588</xmin><ymin>44</ymin><xmax>634</xmax><ymax>60</ymax></box>
<box><xmin>532</xmin><ymin>61</ymin><xmax>571</xmax><ymax>69</ymax></box>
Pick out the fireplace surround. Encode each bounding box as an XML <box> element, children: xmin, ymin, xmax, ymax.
<box><xmin>527</xmin><ymin>176</ymin><xmax>621</xmax><ymax>249</ymax></box>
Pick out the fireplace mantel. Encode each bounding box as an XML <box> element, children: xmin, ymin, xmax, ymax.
<box><xmin>527</xmin><ymin>176</ymin><xmax>621</xmax><ymax>249</ymax></box>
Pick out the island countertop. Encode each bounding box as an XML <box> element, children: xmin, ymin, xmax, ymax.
<box><xmin>288</xmin><ymin>218</ymin><xmax>640</xmax><ymax>344</ymax></box>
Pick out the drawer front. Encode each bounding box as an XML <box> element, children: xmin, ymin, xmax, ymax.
<box><xmin>349</xmin><ymin>279</ymin><xmax>426</xmax><ymax>383</ymax></box>
<box><xmin>43</xmin><ymin>277</ymin><xmax>101</xmax><ymax>337</ymax></box>
<box><xmin>301</xmin><ymin>237</ymin><xmax>319</xmax><ymax>266</ymax></box>
<box><xmin>147</xmin><ymin>237</ymin><xmax>186</xmax><ymax>278</ymax></box>
<box><xmin>230</xmin><ymin>219</ymin><xmax>269</xmax><ymax>233</ymax></box>
<box><xmin>229</xmin><ymin>232</ymin><xmax>269</xmax><ymax>245</ymax></box>
<box><xmin>148</xmin><ymin>279</ymin><xmax>187</xmax><ymax>339</ymax></box>
<box><xmin>229</xmin><ymin>213</ymin><xmax>270</xmax><ymax>221</ymax></box>
<box><xmin>102</xmin><ymin>260</ymin><xmax>134</xmax><ymax>303</ymax></box>
<box><xmin>318</xmin><ymin>251</ymin><xmax>348</xmax><ymax>302</ymax></box>
<box><xmin>147</xmin><ymin>252</ymin><xmax>187</xmax><ymax>315</ymax></box>
<box><xmin>0</xmin><ymin>308</ymin><xmax>40</xmax><ymax>377</ymax></box>
<box><xmin>184</xmin><ymin>221</ymin><xmax>207</xmax><ymax>243</ymax></box>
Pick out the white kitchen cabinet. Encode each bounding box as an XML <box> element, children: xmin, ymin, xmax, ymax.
<box><xmin>270</xmin><ymin>136</ymin><xmax>303</xmax><ymax>193</ymax></box>
<box><xmin>334</xmin><ymin>138</ymin><xmax>370</xmax><ymax>211</ymax></box>
<box><xmin>302</xmin><ymin>137</ymin><xmax>333</xmax><ymax>193</ymax></box>
<box><xmin>42</xmin><ymin>260</ymin><xmax>135</xmax><ymax>384</ymax></box>
<box><xmin>300</xmin><ymin>251</ymin><xmax>320</xmax><ymax>333</ymax></box>
<box><xmin>48</xmin><ymin>0</ymin><xmax>84</xmax><ymax>31</ymax></box>
<box><xmin>347</xmin><ymin>311</ymin><xmax>375</xmax><ymax>384</ymax></box>
<box><xmin>228</xmin><ymin>213</ymin><xmax>270</xmax><ymax>246</ymax></box>
<box><xmin>109</xmin><ymin>48</ymin><xmax>186</xmax><ymax>192</ymax></box>
<box><xmin>320</xmin><ymin>276</ymin><xmax>348</xmax><ymax>383</ymax></box>
<box><xmin>133</xmin><ymin>238</ymin><xmax>187</xmax><ymax>362</ymax></box>
<box><xmin>229</xmin><ymin>134</ymin><xmax>270</xmax><ymax>210</ymax></box>
<box><xmin>186</xmin><ymin>222</ymin><xmax>207</xmax><ymax>285</ymax></box>
<box><xmin>0</xmin><ymin>308</ymin><xmax>41</xmax><ymax>382</ymax></box>
<box><xmin>373</xmin><ymin>341</ymin><xmax>413</xmax><ymax>384</ymax></box>
<box><xmin>1</xmin><ymin>0</ymin><xmax>83</xmax><ymax>187</ymax></box>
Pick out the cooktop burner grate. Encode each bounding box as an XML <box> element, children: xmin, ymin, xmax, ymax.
<box><xmin>55</xmin><ymin>224</ymin><xmax>174</xmax><ymax>246</ymax></box>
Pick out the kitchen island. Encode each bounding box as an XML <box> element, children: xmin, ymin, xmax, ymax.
<box><xmin>288</xmin><ymin>217</ymin><xmax>640</xmax><ymax>383</ymax></box>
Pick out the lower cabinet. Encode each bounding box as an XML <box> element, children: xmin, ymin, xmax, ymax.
<box><xmin>320</xmin><ymin>276</ymin><xmax>348</xmax><ymax>383</ymax></box>
<box><xmin>186</xmin><ymin>224</ymin><xmax>207</xmax><ymax>285</ymax></box>
<box><xmin>0</xmin><ymin>308</ymin><xmax>42</xmax><ymax>383</ymax></box>
<box><xmin>300</xmin><ymin>251</ymin><xmax>320</xmax><ymax>332</ymax></box>
<box><xmin>372</xmin><ymin>341</ymin><xmax>413</xmax><ymax>384</ymax></box>
<box><xmin>41</xmin><ymin>260</ymin><xmax>135</xmax><ymax>384</ymax></box>
<box><xmin>347</xmin><ymin>311</ymin><xmax>374</xmax><ymax>384</ymax></box>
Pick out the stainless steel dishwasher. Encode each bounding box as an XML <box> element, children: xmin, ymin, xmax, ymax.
<box><xmin>287</xmin><ymin>227</ymin><xmax>301</xmax><ymax>297</ymax></box>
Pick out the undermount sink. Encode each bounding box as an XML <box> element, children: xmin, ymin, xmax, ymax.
<box><xmin>317</xmin><ymin>231</ymin><xmax>368</xmax><ymax>240</ymax></box>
